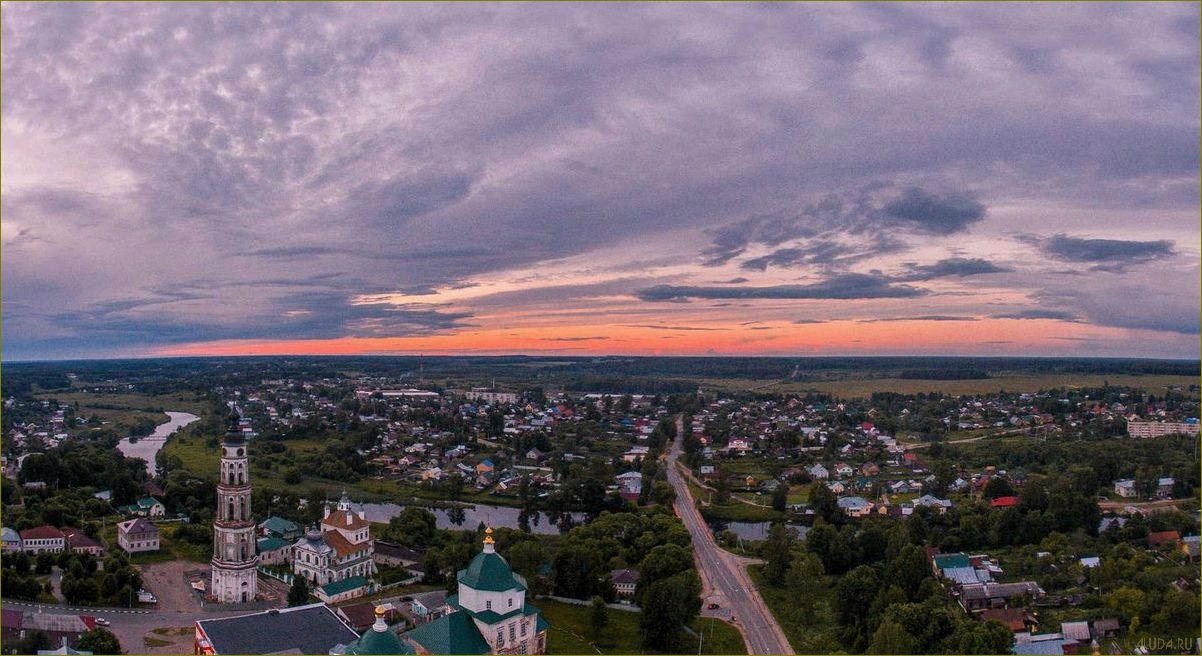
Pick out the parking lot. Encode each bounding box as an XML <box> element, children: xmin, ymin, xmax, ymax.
<box><xmin>139</xmin><ymin>561</ymin><xmax>205</xmax><ymax>613</ymax></box>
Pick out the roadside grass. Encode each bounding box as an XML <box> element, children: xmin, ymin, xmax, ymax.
<box><xmin>143</xmin><ymin>636</ymin><xmax>173</xmax><ymax>648</ymax></box>
<box><xmin>699</xmin><ymin>503</ymin><xmax>782</xmax><ymax>523</ymax></box>
<box><xmin>538</xmin><ymin>598</ymin><xmax>745</xmax><ymax>655</ymax></box>
<box><xmin>747</xmin><ymin>565</ymin><xmax>842</xmax><ymax>654</ymax></box>
<box><xmin>692</xmin><ymin>617</ymin><xmax>747</xmax><ymax>654</ymax></box>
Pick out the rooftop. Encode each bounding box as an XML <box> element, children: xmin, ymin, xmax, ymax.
<box><xmin>403</xmin><ymin>609</ymin><xmax>491</xmax><ymax>655</ymax></box>
<box><xmin>196</xmin><ymin>603</ymin><xmax>359</xmax><ymax>655</ymax></box>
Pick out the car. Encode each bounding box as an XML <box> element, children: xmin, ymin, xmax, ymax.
<box><xmin>707</xmin><ymin>603</ymin><xmax>720</xmax><ymax>610</ymax></box>
<box><xmin>94</xmin><ymin>618</ymin><xmax>110</xmax><ymax>627</ymax></box>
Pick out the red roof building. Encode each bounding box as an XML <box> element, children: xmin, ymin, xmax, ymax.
<box><xmin>1147</xmin><ymin>530</ymin><xmax>1182</xmax><ymax>548</ymax></box>
<box><xmin>990</xmin><ymin>496</ymin><xmax>1020</xmax><ymax>508</ymax></box>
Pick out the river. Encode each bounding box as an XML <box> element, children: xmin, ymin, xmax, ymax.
<box><xmin>359</xmin><ymin>502</ymin><xmax>586</xmax><ymax>535</ymax></box>
<box><xmin>117</xmin><ymin>411</ymin><xmax>200</xmax><ymax>476</ymax></box>
<box><xmin>709</xmin><ymin>520</ymin><xmax>809</xmax><ymax>542</ymax></box>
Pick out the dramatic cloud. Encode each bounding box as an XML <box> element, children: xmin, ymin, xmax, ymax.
<box><xmin>1</xmin><ymin>3</ymin><xmax>1198</xmax><ymax>359</ymax></box>
<box><xmin>897</xmin><ymin>258</ymin><xmax>1011</xmax><ymax>281</ymax></box>
<box><xmin>703</xmin><ymin>185</ymin><xmax>979</xmax><ymax>271</ymax></box>
<box><xmin>636</xmin><ymin>274</ymin><xmax>928</xmax><ymax>302</ymax></box>
<box><xmin>879</xmin><ymin>188</ymin><xmax>986</xmax><ymax>235</ymax></box>
<box><xmin>1034</xmin><ymin>234</ymin><xmax>1176</xmax><ymax>272</ymax></box>
<box><xmin>989</xmin><ymin>309</ymin><xmax>1082</xmax><ymax>321</ymax></box>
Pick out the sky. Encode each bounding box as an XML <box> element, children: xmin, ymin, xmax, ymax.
<box><xmin>2</xmin><ymin>2</ymin><xmax>1199</xmax><ymax>361</ymax></box>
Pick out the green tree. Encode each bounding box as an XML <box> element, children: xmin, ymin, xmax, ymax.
<box><xmin>287</xmin><ymin>576</ymin><xmax>310</xmax><ymax>607</ymax></box>
<box><xmin>809</xmin><ymin>482</ymin><xmax>838</xmax><ymax>522</ymax></box>
<box><xmin>784</xmin><ymin>552</ymin><xmax>825</xmax><ymax>623</ymax></box>
<box><xmin>553</xmin><ymin>544</ymin><xmax>604</xmax><ymax>599</ymax></box>
<box><xmin>762</xmin><ymin>523</ymin><xmax>794</xmax><ymax>587</ymax></box>
<box><xmin>637</xmin><ymin>544</ymin><xmax>694</xmax><ymax>601</ymax></box>
<box><xmin>1104</xmin><ymin>586</ymin><xmax>1147</xmax><ymax>623</ymax></box>
<box><xmin>867</xmin><ymin>617</ymin><xmax>917</xmax><ymax>655</ymax></box>
<box><xmin>77</xmin><ymin>628</ymin><xmax>123</xmax><ymax>655</ymax></box>
<box><xmin>834</xmin><ymin>565</ymin><xmax>880</xmax><ymax>648</ymax></box>
<box><xmin>982</xmin><ymin>477</ymin><xmax>1014</xmax><ymax>499</ymax></box>
<box><xmin>507</xmin><ymin>540</ymin><xmax>546</xmax><ymax>581</ymax></box>
<box><xmin>640</xmin><ymin>571</ymin><xmax>702</xmax><ymax>652</ymax></box>
<box><xmin>884</xmin><ymin>544</ymin><xmax>929</xmax><ymax>601</ymax></box>
<box><xmin>384</xmin><ymin>508</ymin><xmax>438</xmax><ymax>548</ymax></box>
<box><xmin>589</xmin><ymin>596</ymin><xmax>610</xmax><ymax>640</ymax></box>
<box><xmin>949</xmin><ymin>619</ymin><xmax>1014</xmax><ymax>654</ymax></box>
<box><xmin>771</xmin><ymin>483</ymin><xmax>788</xmax><ymax>512</ymax></box>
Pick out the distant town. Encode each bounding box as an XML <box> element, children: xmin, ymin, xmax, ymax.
<box><xmin>0</xmin><ymin>357</ymin><xmax>1198</xmax><ymax>655</ymax></box>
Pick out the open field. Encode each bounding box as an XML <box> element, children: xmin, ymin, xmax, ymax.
<box><xmin>31</xmin><ymin>390</ymin><xmax>209</xmax><ymax>437</ymax></box>
<box><xmin>160</xmin><ymin>430</ymin><xmax>531</xmax><ymax>508</ymax></box>
<box><xmin>32</xmin><ymin>390</ymin><xmax>210</xmax><ymax>414</ymax></box>
<box><xmin>748</xmin><ymin>565</ymin><xmax>841</xmax><ymax>654</ymax></box>
<box><xmin>697</xmin><ymin>374</ymin><xmax>1200</xmax><ymax>399</ymax></box>
<box><xmin>538</xmin><ymin>598</ymin><xmax>745</xmax><ymax>655</ymax></box>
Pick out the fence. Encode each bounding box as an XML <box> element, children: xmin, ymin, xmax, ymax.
<box><xmin>257</xmin><ymin>565</ymin><xmax>294</xmax><ymax>584</ymax></box>
<box><xmin>536</xmin><ymin>595</ymin><xmax>640</xmax><ymax>612</ymax></box>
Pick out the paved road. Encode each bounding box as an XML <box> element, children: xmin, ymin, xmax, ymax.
<box><xmin>666</xmin><ymin>416</ymin><xmax>792</xmax><ymax>655</ymax></box>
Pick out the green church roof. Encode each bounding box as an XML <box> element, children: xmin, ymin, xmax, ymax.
<box><xmin>260</xmin><ymin>516</ymin><xmax>300</xmax><ymax>535</ymax></box>
<box><xmin>445</xmin><ymin>594</ymin><xmax>545</xmax><ymax>626</ymax></box>
<box><xmin>342</xmin><ymin>623</ymin><xmax>414</xmax><ymax>654</ymax></box>
<box><xmin>320</xmin><ymin>575</ymin><xmax>369</xmax><ymax>597</ymax></box>
<box><xmin>257</xmin><ymin>537</ymin><xmax>289</xmax><ymax>552</ymax></box>
<box><xmin>403</xmin><ymin>611</ymin><xmax>491</xmax><ymax>655</ymax></box>
<box><xmin>457</xmin><ymin>551</ymin><xmax>526</xmax><ymax>593</ymax></box>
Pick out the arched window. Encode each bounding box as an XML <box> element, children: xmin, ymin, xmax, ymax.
<box><xmin>228</xmin><ymin>500</ymin><xmax>235</xmax><ymax>520</ymax></box>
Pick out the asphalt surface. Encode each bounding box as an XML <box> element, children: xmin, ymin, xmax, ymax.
<box><xmin>1</xmin><ymin>597</ymin><xmax>253</xmax><ymax>653</ymax></box>
<box><xmin>667</xmin><ymin>416</ymin><xmax>793</xmax><ymax>655</ymax></box>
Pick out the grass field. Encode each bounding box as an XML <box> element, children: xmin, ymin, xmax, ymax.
<box><xmin>539</xmin><ymin>598</ymin><xmax>745</xmax><ymax>655</ymax></box>
<box><xmin>698</xmin><ymin>374</ymin><xmax>1199</xmax><ymax>399</ymax></box>
<box><xmin>160</xmin><ymin>429</ymin><xmax>532</xmax><ymax>508</ymax></box>
<box><xmin>33</xmin><ymin>390</ymin><xmax>209</xmax><ymax>438</ymax></box>
<box><xmin>33</xmin><ymin>390</ymin><xmax>210</xmax><ymax>414</ymax></box>
<box><xmin>748</xmin><ymin>565</ymin><xmax>841</xmax><ymax>654</ymax></box>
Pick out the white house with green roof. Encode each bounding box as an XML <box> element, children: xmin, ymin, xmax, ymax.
<box><xmin>116</xmin><ymin>496</ymin><xmax>165</xmax><ymax>517</ymax></box>
<box><xmin>402</xmin><ymin>528</ymin><xmax>549</xmax><ymax>655</ymax></box>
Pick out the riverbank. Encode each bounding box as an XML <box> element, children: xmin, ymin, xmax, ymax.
<box><xmin>117</xmin><ymin>411</ymin><xmax>200</xmax><ymax>476</ymax></box>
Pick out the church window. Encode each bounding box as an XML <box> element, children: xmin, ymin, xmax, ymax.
<box><xmin>497</xmin><ymin>630</ymin><xmax>504</xmax><ymax>645</ymax></box>
<box><xmin>521</xmin><ymin>622</ymin><xmax>527</xmax><ymax>637</ymax></box>
<box><xmin>508</xmin><ymin>598</ymin><xmax>514</xmax><ymax>608</ymax></box>
<box><xmin>509</xmin><ymin>625</ymin><xmax>516</xmax><ymax>641</ymax></box>
<box><xmin>486</xmin><ymin>600</ymin><xmax>492</xmax><ymax>611</ymax></box>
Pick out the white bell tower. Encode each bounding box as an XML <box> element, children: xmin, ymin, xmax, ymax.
<box><xmin>211</xmin><ymin>412</ymin><xmax>258</xmax><ymax>603</ymax></box>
